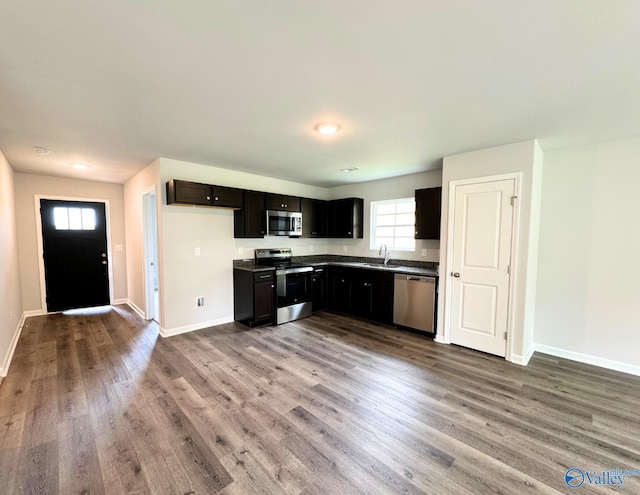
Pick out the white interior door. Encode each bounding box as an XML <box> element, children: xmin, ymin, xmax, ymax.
<box><xmin>449</xmin><ymin>178</ymin><xmax>515</xmax><ymax>357</ymax></box>
<box><xmin>143</xmin><ymin>190</ymin><xmax>159</xmax><ymax>322</ymax></box>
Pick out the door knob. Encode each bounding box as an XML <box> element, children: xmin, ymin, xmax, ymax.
<box><xmin>451</xmin><ymin>272</ymin><xmax>460</xmax><ymax>278</ymax></box>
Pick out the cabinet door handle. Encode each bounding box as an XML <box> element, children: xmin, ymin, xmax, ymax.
<box><xmin>215</xmin><ymin>196</ymin><xmax>219</xmax><ymax>201</ymax></box>
<box><xmin>206</xmin><ymin>196</ymin><xmax>211</xmax><ymax>200</ymax></box>
<box><xmin>259</xmin><ymin>274</ymin><xmax>270</xmax><ymax>279</ymax></box>
<box><xmin>271</xmin><ymin>284</ymin><xmax>274</xmax><ymax>288</ymax></box>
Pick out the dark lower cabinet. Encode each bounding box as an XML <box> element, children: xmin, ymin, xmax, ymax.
<box><xmin>233</xmin><ymin>269</ymin><xmax>275</xmax><ymax>326</ymax></box>
<box><xmin>234</xmin><ymin>190</ymin><xmax>266</xmax><ymax>238</ymax></box>
<box><xmin>311</xmin><ymin>267</ymin><xmax>328</xmax><ymax>312</ymax></box>
<box><xmin>329</xmin><ymin>266</ymin><xmax>393</xmax><ymax>324</ymax></box>
<box><xmin>329</xmin><ymin>267</ymin><xmax>352</xmax><ymax>312</ymax></box>
<box><xmin>351</xmin><ymin>270</ymin><xmax>394</xmax><ymax>324</ymax></box>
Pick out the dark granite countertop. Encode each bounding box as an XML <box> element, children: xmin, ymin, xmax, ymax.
<box><xmin>233</xmin><ymin>255</ymin><xmax>438</xmax><ymax>277</ymax></box>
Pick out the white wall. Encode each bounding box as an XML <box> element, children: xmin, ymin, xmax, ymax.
<box><xmin>326</xmin><ymin>170</ymin><xmax>442</xmax><ymax>262</ymax></box>
<box><xmin>124</xmin><ymin>159</ymin><xmax>161</xmax><ymax>318</ymax></box>
<box><xmin>438</xmin><ymin>140</ymin><xmax>543</xmax><ymax>364</ymax></box>
<box><xmin>14</xmin><ymin>173</ymin><xmax>128</xmax><ymax>312</ymax></box>
<box><xmin>158</xmin><ymin>158</ymin><xmax>329</xmax><ymax>334</ymax></box>
<box><xmin>534</xmin><ymin>136</ymin><xmax>640</xmax><ymax>375</ymax></box>
<box><xmin>0</xmin><ymin>151</ymin><xmax>24</xmax><ymax>376</ymax></box>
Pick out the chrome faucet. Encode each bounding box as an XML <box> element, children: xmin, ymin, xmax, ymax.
<box><xmin>378</xmin><ymin>244</ymin><xmax>391</xmax><ymax>265</ymax></box>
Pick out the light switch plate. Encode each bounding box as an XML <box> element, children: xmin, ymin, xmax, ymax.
<box><xmin>421</xmin><ymin>248</ymin><xmax>427</xmax><ymax>256</ymax></box>
<box><xmin>195</xmin><ymin>247</ymin><xmax>201</xmax><ymax>256</ymax></box>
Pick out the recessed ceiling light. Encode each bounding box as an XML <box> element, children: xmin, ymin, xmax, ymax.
<box><xmin>72</xmin><ymin>163</ymin><xmax>89</xmax><ymax>170</ymax></box>
<box><xmin>340</xmin><ymin>167</ymin><xmax>359</xmax><ymax>172</ymax></box>
<box><xmin>34</xmin><ymin>146</ymin><xmax>50</xmax><ymax>156</ymax></box>
<box><xmin>314</xmin><ymin>123</ymin><xmax>340</xmax><ymax>135</ymax></box>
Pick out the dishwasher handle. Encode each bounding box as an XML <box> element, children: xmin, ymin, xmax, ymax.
<box><xmin>397</xmin><ymin>274</ymin><xmax>435</xmax><ymax>283</ymax></box>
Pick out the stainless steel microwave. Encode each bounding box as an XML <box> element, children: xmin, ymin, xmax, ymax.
<box><xmin>266</xmin><ymin>210</ymin><xmax>302</xmax><ymax>236</ymax></box>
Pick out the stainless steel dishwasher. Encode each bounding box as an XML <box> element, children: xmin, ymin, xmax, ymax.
<box><xmin>393</xmin><ymin>274</ymin><xmax>436</xmax><ymax>333</ymax></box>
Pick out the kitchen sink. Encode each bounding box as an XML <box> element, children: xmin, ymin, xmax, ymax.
<box><xmin>359</xmin><ymin>263</ymin><xmax>399</xmax><ymax>268</ymax></box>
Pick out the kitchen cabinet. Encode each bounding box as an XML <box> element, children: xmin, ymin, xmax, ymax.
<box><xmin>166</xmin><ymin>180</ymin><xmax>243</xmax><ymax>209</ymax></box>
<box><xmin>311</xmin><ymin>266</ymin><xmax>328</xmax><ymax>312</ymax></box>
<box><xmin>415</xmin><ymin>187</ymin><xmax>442</xmax><ymax>240</ymax></box>
<box><xmin>212</xmin><ymin>185</ymin><xmax>243</xmax><ymax>209</ymax></box>
<box><xmin>329</xmin><ymin>267</ymin><xmax>353</xmax><ymax>312</ymax></box>
<box><xmin>265</xmin><ymin>194</ymin><xmax>301</xmax><ymax>212</ymax></box>
<box><xmin>351</xmin><ymin>269</ymin><xmax>394</xmax><ymax>324</ymax></box>
<box><xmin>234</xmin><ymin>190</ymin><xmax>266</xmax><ymax>238</ymax></box>
<box><xmin>233</xmin><ymin>269</ymin><xmax>275</xmax><ymax>326</ymax></box>
<box><xmin>301</xmin><ymin>198</ymin><xmax>328</xmax><ymax>237</ymax></box>
<box><xmin>166</xmin><ymin>179</ymin><xmax>213</xmax><ymax>206</ymax></box>
<box><xmin>327</xmin><ymin>198</ymin><xmax>364</xmax><ymax>238</ymax></box>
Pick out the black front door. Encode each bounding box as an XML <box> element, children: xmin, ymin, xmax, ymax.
<box><xmin>40</xmin><ymin>199</ymin><xmax>110</xmax><ymax>312</ymax></box>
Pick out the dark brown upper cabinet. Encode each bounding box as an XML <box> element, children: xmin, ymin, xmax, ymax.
<box><xmin>166</xmin><ymin>179</ymin><xmax>213</xmax><ymax>206</ymax></box>
<box><xmin>265</xmin><ymin>194</ymin><xmax>301</xmax><ymax>212</ymax></box>
<box><xmin>234</xmin><ymin>190</ymin><xmax>266</xmax><ymax>238</ymax></box>
<box><xmin>212</xmin><ymin>185</ymin><xmax>243</xmax><ymax>209</ymax></box>
<box><xmin>415</xmin><ymin>187</ymin><xmax>442</xmax><ymax>240</ymax></box>
<box><xmin>301</xmin><ymin>198</ymin><xmax>328</xmax><ymax>238</ymax></box>
<box><xmin>327</xmin><ymin>198</ymin><xmax>364</xmax><ymax>238</ymax></box>
<box><xmin>166</xmin><ymin>180</ymin><xmax>243</xmax><ymax>209</ymax></box>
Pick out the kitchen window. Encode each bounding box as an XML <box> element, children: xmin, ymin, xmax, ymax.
<box><xmin>370</xmin><ymin>198</ymin><xmax>415</xmax><ymax>251</ymax></box>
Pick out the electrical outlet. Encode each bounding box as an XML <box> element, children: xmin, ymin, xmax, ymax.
<box><xmin>196</xmin><ymin>296</ymin><xmax>205</xmax><ymax>307</ymax></box>
<box><xmin>421</xmin><ymin>248</ymin><xmax>427</xmax><ymax>257</ymax></box>
<box><xmin>238</xmin><ymin>247</ymin><xmax>244</xmax><ymax>255</ymax></box>
<box><xmin>309</xmin><ymin>245</ymin><xmax>314</xmax><ymax>252</ymax></box>
<box><xmin>343</xmin><ymin>245</ymin><xmax>347</xmax><ymax>252</ymax></box>
<box><xmin>9</xmin><ymin>310</ymin><xmax>15</xmax><ymax>322</ymax></box>
<box><xmin>195</xmin><ymin>247</ymin><xmax>201</xmax><ymax>256</ymax></box>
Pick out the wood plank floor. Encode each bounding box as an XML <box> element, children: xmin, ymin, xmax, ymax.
<box><xmin>1</xmin><ymin>305</ymin><xmax>639</xmax><ymax>494</ymax></box>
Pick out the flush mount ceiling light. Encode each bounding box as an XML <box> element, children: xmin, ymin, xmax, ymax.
<box><xmin>340</xmin><ymin>167</ymin><xmax>359</xmax><ymax>172</ymax></box>
<box><xmin>33</xmin><ymin>146</ymin><xmax>50</xmax><ymax>156</ymax></box>
<box><xmin>314</xmin><ymin>123</ymin><xmax>340</xmax><ymax>135</ymax></box>
<box><xmin>72</xmin><ymin>163</ymin><xmax>89</xmax><ymax>170</ymax></box>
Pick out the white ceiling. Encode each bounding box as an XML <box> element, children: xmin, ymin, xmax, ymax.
<box><xmin>1</xmin><ymin>1</ymin><xmax>639</xmax><ymax>187</ymax></box>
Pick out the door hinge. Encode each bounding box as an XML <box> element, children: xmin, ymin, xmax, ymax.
<box><xmin>507</xmin><ymin>264</ymin><xmax>511</xmax><ymax>275</ymax></box>
<box><xmin>510</xmin><ymin>196</ymin><xmax>517</xmax><ymax>206</ymax></box>
<box><xmin>504</xmin><ymin>332</ymin><xmax>507</xmax><ymax>340</ymax></box>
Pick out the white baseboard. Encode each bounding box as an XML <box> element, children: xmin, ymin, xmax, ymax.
<box><xmin>160</xmin><ymin>316</ymin><xmax>234</xmax><ymax>338</ymax></box>
<box><xmin>0</xmin><ymin>312</ymin><xmax>27</xmax><ymax>377</ymax></box>
<box><xmin>122</xmin><ymin>299</ymin><xmax>146</xmax><ymax>319</ymax></box>
<box><xmin>510</xmin><ymin>345</ymin><xmax>535</xmax><ymax>366</ymax></box>
<box><xmin>23</xmin><ymin>309</ymin><xmax>44</xmax><ymax>317</ymax></box>
<box><xmin>434</xmin><ymin>334</ymin><xmax>449</xmax><ymax>344</ymax></box>
<box><xmin>534</xmin><ymin>343</ymin><xmax>640</xmax><ymax>377</ymax></box>
<box><xmin>113</xmin><ymin>298</ymin><xmax>128</xmax><ymax>305</ymax></box>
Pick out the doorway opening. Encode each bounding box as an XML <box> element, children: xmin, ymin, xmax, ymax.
<box><xmin>143</xmin><ymin>189</ymin><xmax>159</xmax><ymax>322</ymax></box>
<box><xmin>39</xmin><ymin>198</ymin><xmax>111</xmax><ymax>312</ymax></box>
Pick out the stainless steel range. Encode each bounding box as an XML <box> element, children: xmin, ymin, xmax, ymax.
<box><xmin>254</xmin><ymin>248</ymin><xmax>313</xmax><ymax>324</ymax></box>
